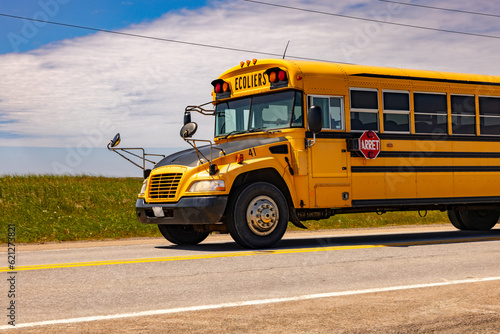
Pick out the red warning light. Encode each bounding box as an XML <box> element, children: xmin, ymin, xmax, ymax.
<box><xmin>278</xmin><ymin>70</ymin><xmax>287</xmax><ymax>81</ymax></box>
<box><xmin>265</xmin><ymin>67</ymin><xmax>289</xmax><ymax>88</ymax></box>
<box><xmin>215</xmin><ymin>83</ymin><xmax>222</xmax><ymax>93</ymax></box>
<box><xmin>211</xmin><ymin>79</ymin><xmax>231</xmax><ymax>97</ymax></box>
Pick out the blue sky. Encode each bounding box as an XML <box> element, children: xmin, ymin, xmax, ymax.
<box><xmin>0</xmin><ymin>0</ymin><xmax>209</xmax><ymax>54</ymax></box>
<box><xmin>1</xmin><ymin>0</ymin><xmax>500</xmax><ymax>176</ymax></box>
<box><xmin>0</xmin><ymin>0</ymin><xmax>209</xmax><ymax>176</ymax></box>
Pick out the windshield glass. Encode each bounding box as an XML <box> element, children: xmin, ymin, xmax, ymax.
<box><xmin>215</xmin><ymin>90</ymin><xmax>303</xmax><ymax>137</ymax></box>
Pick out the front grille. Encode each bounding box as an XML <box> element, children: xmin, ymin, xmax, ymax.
<box><xmin>149</xmin><ymin>173</ymin><xmax>183</xmax><ymax>199</ymax></box>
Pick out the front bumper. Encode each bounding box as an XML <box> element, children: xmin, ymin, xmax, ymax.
<box><xmin>136</xmin><ymin>196</ymin><xmax>228</xmax><ymax>225</ymax></box>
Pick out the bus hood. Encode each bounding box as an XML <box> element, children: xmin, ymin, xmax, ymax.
<box><xmin>154</xmin><ymin>137</ymin><xmax>288</xmax><ymax>168</ymax></box>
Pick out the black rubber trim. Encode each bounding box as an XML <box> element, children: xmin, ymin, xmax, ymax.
<box><xmin>377</xmin><ymin>151</ymin><xmax>500</xmax><ymax>159</ymax></box>
<box><xmin>350</xmin><ymin>73</ymin><xmax>500</xmax><ymax>87</ymax></box>
<box><xmin>351</xmin><ymin>166</ymin><xmax>500</xmax><ymax>173</ymax></box>
<box><xmin>155</xmin><ymin>137</ymin><xmax>288</xmax><ymax>168</ymax></box>
<box><xmin>136</xmin><ymin>196</ymin><xmax>228</xmax><ymax>225</ymax></box>
<box><xmin>352</xmin><ymin>196</ymin><xmax>500</xmax><ymax>208</ymax></box>
<box><xmin>305</xmin><ymin>131</ymin><xmax>500</xmax><ymax>142</ymax></box>
<box><xmin>269</xmin><ymin>144</ymin><xmax>289</xmax><ymax>154</ymax></box>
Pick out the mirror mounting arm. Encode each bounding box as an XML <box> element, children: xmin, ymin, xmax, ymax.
<box><xmin>185</xmin><ymin>101</ymin><xmax>216</xmax><ymax>116</ymax></box>
<box><xmin>107</xmin><ymin>133</ymin><xmax>165</xmax><ymax>176</ymax></box>
<box><xmin>305</xmin><ymin>132</ymin><xmax>317</xmax><ymax>149</ymax></box>
<box><xmin>306</xmin><ymin>105</ymin><xmax>323</xmax><ymax>149</ymax></box>
<box><xmin>183</xmin><ymin>138</ymin><xmax>223</xmax><ymax>176</ymax></box>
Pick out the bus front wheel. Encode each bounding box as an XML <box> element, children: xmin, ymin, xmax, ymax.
<box><xmin>158</xmin><ymin>225</ymin><xmax>209</xmax><ymax>245</ymax></box>
<box><xmin>227</xmin><ymin>182</ymin><xmax>289</xmax><ymax>249</ymax></box>
<box><xmin>448</xmin><ymin>208</ymin><xmax>500</xmax><ymax>231</ymax></box>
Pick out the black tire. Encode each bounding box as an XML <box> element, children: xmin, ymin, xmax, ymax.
<box><xmin>158</xmin><ymin>225</ymin><xmax>209</xmax><ymax>245</ymax></box>
<box><xmin>458</xmin><ymin>208</ymin><xmax>500</xmax><ymax>231</ymax></box>
<box><xmin>227</xmin><ymin>182</ymin><xmax>289</xmax><ymax>249</ymax></box>
<box><xmin>447</xmin><ymin>209</ymin><xmax>466</xmax><ymax>230</ymax></box>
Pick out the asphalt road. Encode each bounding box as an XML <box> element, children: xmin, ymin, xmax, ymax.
<box><xmin>2</xmin><ymin>225</ymin><xmax>500</xmax><ymax>333</ymax></box>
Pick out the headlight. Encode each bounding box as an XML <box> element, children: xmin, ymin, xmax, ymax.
<box><xmin>188</xmin><ymin>180</ymin><xmax>225</xmax><ymax>192</ymax></box>
<box><xmin>139</xmin><ymin>179</ymin><xmax>148</xmax><ymax>197</ymax></box>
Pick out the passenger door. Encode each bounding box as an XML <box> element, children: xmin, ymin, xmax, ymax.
<box><xmin>308</xmin><ymin>96</ymin><xmax>351</xmax><ymax>208</ymax></box>
<box><xmin>309</xmin><ymin>96</ymin><xmax>348</xmax><ymax>178</ymax></box>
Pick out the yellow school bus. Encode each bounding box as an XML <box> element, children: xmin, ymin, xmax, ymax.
<box><xmin>127</xmin><ymin>58</ymin><xmax>500</xmax><ymax>248</ymax></box>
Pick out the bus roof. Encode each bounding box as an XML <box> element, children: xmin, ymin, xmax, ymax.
<box><xmin>218</xmin><ymin>59</ymin><xmax>500</xmax><ymax>87</ymax></box>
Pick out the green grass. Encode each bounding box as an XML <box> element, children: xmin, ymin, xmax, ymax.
<box><xmin>0</xmin><ymin>175</ymin><xmax>448</xmax><ymax>244</ymax></box>
<box><xmin>0</xmin><ymin>175</ymin><xmax>159</xmax><ymax>244</ymax></box>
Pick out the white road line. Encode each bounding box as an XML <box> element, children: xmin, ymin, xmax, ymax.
<box><xmin>2</xmin><ymin>276</ymin><xmax>500</xmax><ymax>330</ymax></box>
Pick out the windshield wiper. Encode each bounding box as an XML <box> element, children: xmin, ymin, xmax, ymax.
<box><xmin>222</xmin><ymin>128</ymin><xmax>272</xmax><ymax>139</ymax></box>
<box><xmin>223</xmin><ymin>130</ymin><xmax>247</xmax><ymax>139</ymax></box>
<box><xmin>248</xmin><ymin>127</ymin><xmax>271</xmax><ymax>133</ymax></box>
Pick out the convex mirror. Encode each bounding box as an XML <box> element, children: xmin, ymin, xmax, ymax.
<box><xmin>109</xmin><ymin>133</ymin><xmax>121</xmax><ymax>148</ymax></box>
<box><xmin>180</xmin><ymin>122</ymin><xmax>198</xmax><ymax>138</ymax></box>
<box><xmin>307</xmin><ymin>106</ymin><xmax>323</xmax><ymax>134</ymax></box>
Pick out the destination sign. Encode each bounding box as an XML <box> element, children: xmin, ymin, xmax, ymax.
<box><xmin>233</xmin><ymin>71</ymin><xmax>268</xmax><ymax>91</ymax></box>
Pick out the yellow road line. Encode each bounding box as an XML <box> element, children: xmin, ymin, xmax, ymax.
<box><xmin>2</xmin><ymin>236</ymin><xmax>499</xmax><ymax>272</ymax></box>
<box><xmin>0</xmin><ymin>244</ymin><xmax>382</xmax><ymax>272</ymax></box>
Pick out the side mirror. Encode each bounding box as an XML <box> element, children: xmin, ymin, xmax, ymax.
<box><xmin>184</xmin><ymin>111</ymin><xmax>191</xmax><ymax>125</ymax></box>
<box><xmin>180</xmin><ymin>122</ymin><xmax>198</xmax><ymax>138</ymax></box>
<box><xmin>109</xmin><ymin>133</ymin><xmax>121</xmax><ymax>148</ymax></box>
<box><xmin>307</xmin><ymin>106</ymin><xmax>323</xmax><ymax>134</ymax></box>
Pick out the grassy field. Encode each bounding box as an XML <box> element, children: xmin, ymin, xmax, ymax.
<box><xmin>0</xmin><ymin>175</ymin><xmax>158</xmax><ymax>244</ymax></box>
<box><xmin>0</xmin><ymin>175</ymin><xmax>448</xmax><ymax>244</ymax></box>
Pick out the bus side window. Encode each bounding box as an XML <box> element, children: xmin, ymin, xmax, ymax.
<box><xmin>329</xmin><ymin>98</ymin><xmax>343</xmax><ymax>130</ymax></box>
<box><xmin>291</xmin><ymin>91</ymin><xmax>304</xmax><ymax>127</ymax></box>
<box><xmin>451</xmin><ymin>95</ymin><xmax>475</xmax><ymax>135</ymax></box>
<box><xmin>350</xmin><ymin>89</ymin><xmax>379</xmax><ymax>131</ymax></box>
<box><xmin>479</xmin><ymin>96</ymin><xmax>500</xmax><ymax>136</ymax></box>
<box><xmin>414</xmin><ymin>93</ymin><xmax>447</xmax><ymax>134</ymax></box>
<box><xmin>383</xmin><ymin>91</ymin><xmax>410</xmax><ymax>133</ymax></box>
<box><xmin>309</xmin><ymin>95</ymin><xmax>344</xmax><ymax>130</ymax></box>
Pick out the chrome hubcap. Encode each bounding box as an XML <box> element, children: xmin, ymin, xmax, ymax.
<box><xmin>246</xmin><ymin>195</ymin><xmax>279</xmax><ymax>236</ymax></box>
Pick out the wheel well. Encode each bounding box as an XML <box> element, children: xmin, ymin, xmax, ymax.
<box><xmin>229</xmin><ymin>168</ymin><xmax>294</xmax><ymax>209</ymax></box>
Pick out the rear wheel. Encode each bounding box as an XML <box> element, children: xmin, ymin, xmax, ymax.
<box><xmin>158</xmin><ymin>225</ymin><xmax>209</xmax><ymax>245</ymax></box>
<box><xmin>458</xmin><ymin>208</ymin><xmax>500</xmax><ymax>231</ymax></box>
<box><xmin>447</xmin><ymin>210</ymin><xmax>466</xmax><ymax>229</ymax></box>
<box><xmin>227</xmin><ymin>182</ymin><xmax>289</xmax><ymax>249</ymax></box>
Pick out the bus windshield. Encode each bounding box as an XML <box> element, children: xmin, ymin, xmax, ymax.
<box><xmin>215</xmin><ymin>90</ymin><xmax>303</xmax><ymax>137</ymax></box>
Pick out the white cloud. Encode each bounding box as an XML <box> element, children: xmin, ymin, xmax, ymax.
<box><xmin>1</xmin><ymin>0</ymin><xmax>500</xmax><ymax>150</ymax></box>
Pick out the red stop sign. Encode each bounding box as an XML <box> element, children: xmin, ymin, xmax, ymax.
<box><xmin>358</xmin><ymin>130</ymin><xmax>381</xmax><ymax>159</ymax></box>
